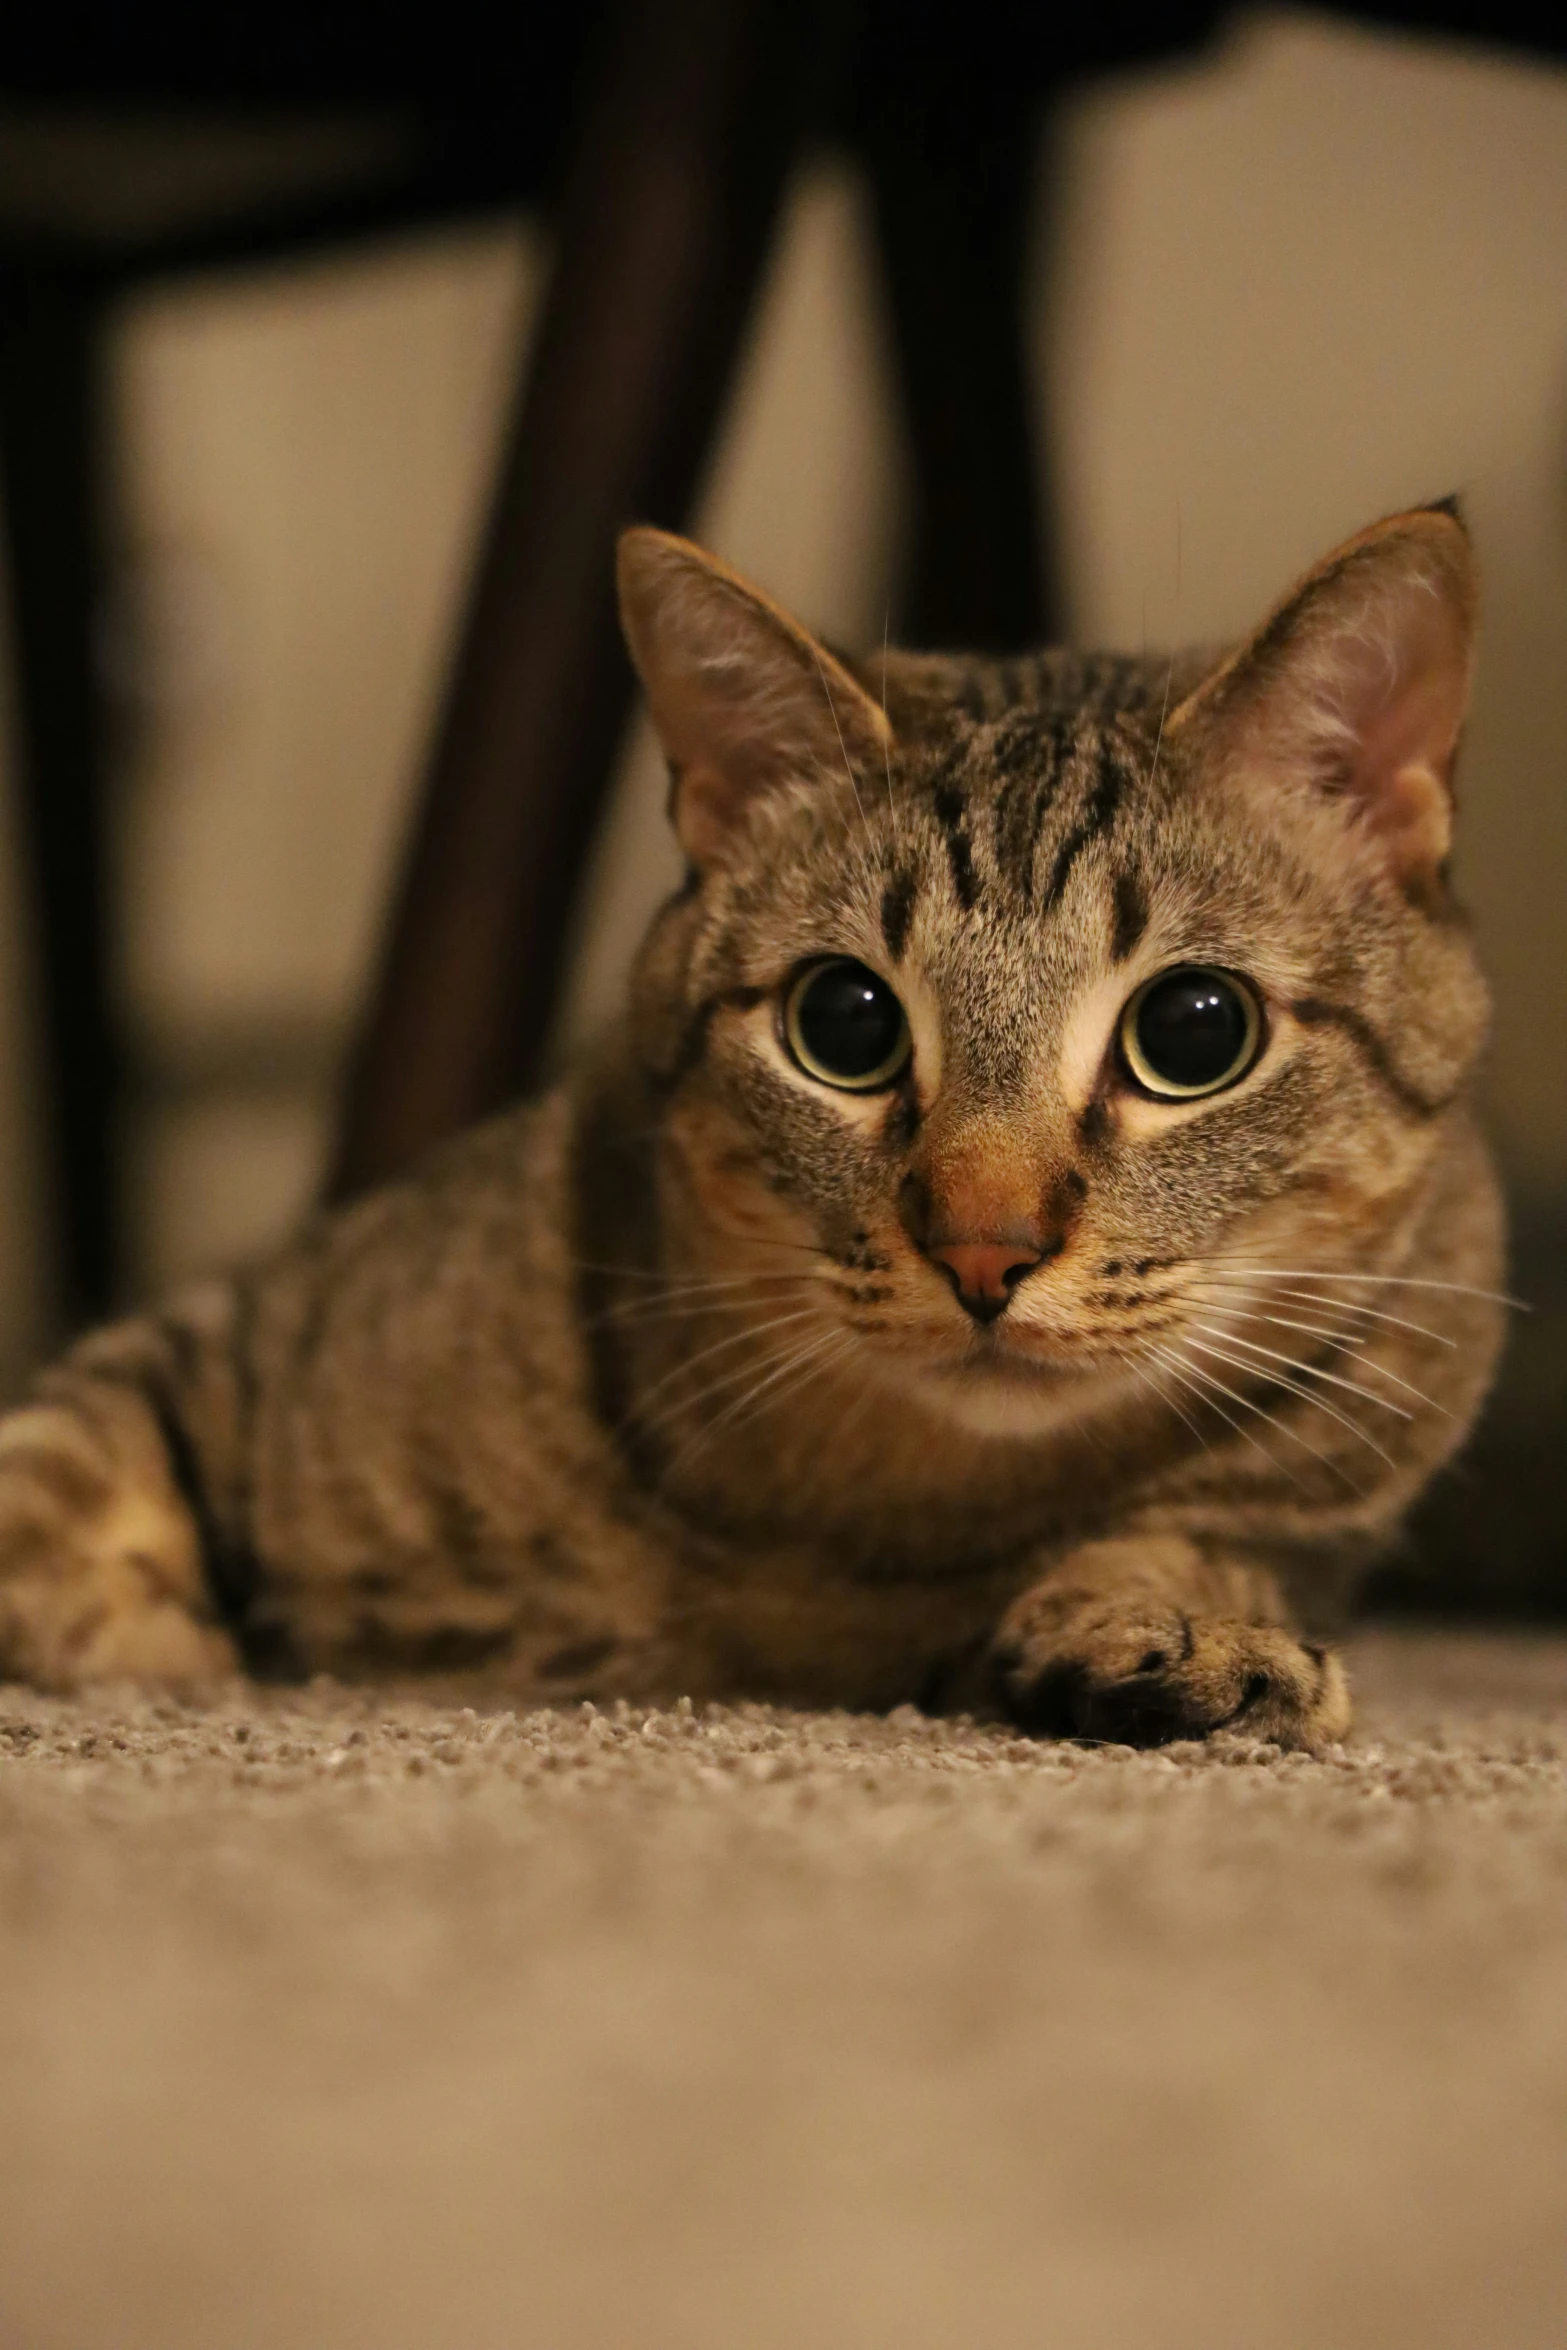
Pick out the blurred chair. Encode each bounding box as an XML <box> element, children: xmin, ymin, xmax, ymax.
<box><xmin>0</xmin><ymin>5</ymin><xmax>606</xmax><ymax>1322</ymax></box>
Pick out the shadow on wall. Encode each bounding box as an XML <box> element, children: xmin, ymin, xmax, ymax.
<box><xmin>0</xmin><ymin>12</ymin><xmax>1562</xmax><ymax>1602</ymax></box>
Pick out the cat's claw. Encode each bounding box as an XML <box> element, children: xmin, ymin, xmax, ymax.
<box><xmin>990</xmin><ymin>1597</ymin><xmax>1350</xmax><ymax>1751</ymax></box>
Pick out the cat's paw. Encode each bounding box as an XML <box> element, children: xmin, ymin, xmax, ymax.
<box><xmin>989</xmin><ymin>1591</ymin><xmax>1350</xmax><ymax>1751</ymax></box>
<box><xmin>0</xmin><ymin>1416</ymin><xmax>239</xmax><ymax>1691</ymax></box>
<box><xmin>0</xmin><ymin>1529</ymin><xmax>240</xmax><ymax>1691</ymax></box>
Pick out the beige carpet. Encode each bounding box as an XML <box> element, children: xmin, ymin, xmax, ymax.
<box><xmin>1</xmin><ymin>1629</ymin><xmax>1564</xmax><ymax>2350</ymax></box>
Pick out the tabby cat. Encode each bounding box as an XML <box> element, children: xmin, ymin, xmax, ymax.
<box><xmin>0</xmin><ymin>503</ymin><xmax>1505</xmax><ymax>1746</ymax></box>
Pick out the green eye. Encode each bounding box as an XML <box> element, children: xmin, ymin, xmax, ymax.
<box><xmin>1120</xmin><ymin>966</ymin><xmax>1262</xmax><ymax>1099</ymax></box>
<box><xmin>784</xmin><ymin>959</ymin><xmax>912</xmax><ymax>1092</ymax></box>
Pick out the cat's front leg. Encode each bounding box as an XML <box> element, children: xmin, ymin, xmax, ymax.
<box><xmin>0</xmin><ymin>1325</ymin><xmax>239</xmax><ymax>1690</ymax></box>
<box><xmin>988</xmin><ymin>1535</ymin><xmax>1350</xmax><ymax>1751</ymax></box>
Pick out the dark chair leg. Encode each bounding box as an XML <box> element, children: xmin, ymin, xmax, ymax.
<box><xmin>0</xmin><ymin>267</ymin><xmax>120</xmax><ymax>1328</ymax></box>
<box><xmin>862</xmin><ymin>68</ymin><xmax>1058</xmax><ymax>652</ymax></box>
<box><xmin>329</xmin><ymin>0</ymin><xmax>849</xmax><ymax>1198</ymax></box>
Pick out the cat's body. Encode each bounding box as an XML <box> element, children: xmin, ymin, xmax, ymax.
<box><xmin>0</xmin><ymin>508</ymin><xmax>1506</xmax><ymax>1744</ymax></box>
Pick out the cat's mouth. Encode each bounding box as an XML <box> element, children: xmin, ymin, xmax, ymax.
<box><xmin>944</xmin><ymin>1347</ymin><xmax>1076</xmax><ymax>1388</ymax></box>
<box><xmin>897</xmin><ymin>1320</ymin><xmax>1135</xmax><ymax>1438</ymax></box>
<box><xmin>898</xmin><ymin>1316</ymin><xmax>1093</xmax><ymax>1387</ymax></box>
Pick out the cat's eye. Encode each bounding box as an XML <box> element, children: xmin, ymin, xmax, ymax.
<box><xmin>783</xmin><ymin>959</ymin><xmax>912</xmax><ymax>1092</ymax></box>
<box><xmin>1119</xmin><ymin>966</ymin><xmax>1262</xmax><ymax>1099</ymax></box>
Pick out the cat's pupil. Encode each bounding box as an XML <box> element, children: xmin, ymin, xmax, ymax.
<box><xmin>1128</xmin><ymin>968</ymin><xmax>1253</xmax><ymax>1093</ymax></box>
<box><xmin>786</xmin><ymin>960</ymin><xmax>909</xmax><ymax>1090</ymax></box>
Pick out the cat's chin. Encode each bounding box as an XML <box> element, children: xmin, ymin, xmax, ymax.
<box><xmin>904</xmin><ymin>1349</ymin><xmax>1122</xmax><ymax>1442</ymax></box>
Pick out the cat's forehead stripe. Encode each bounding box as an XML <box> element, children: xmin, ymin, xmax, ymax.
<box><xmin>897</xmin><ymin>709</ymin><xmax>1097</xmax><ymax>914</ymax></box>
<box><xmin>929</xmin><ymin>779</ymin><xmax>980</xmax><ymax>911</ymax></box>
<box><xmin>989</xmin><ymin>718</ymin><xmax>1072</xmax><ymax>902</ymax></box>
<box><xmin>910</xmin><ymin>715</ymin><xmax>1143</xmax><ymax>917</ymax></box>
<box><xmin>880</xmin><ymin>869</ymin><xmax>917</xmax><ymax>961</ymax></box>
<box><xmin>1110</xmin><ymin>869</ymin><xmax>1149</xmax><ymax>964</ymax></box>
<box><xmin>1039</xmin><ymin>733</ymin><xmax>1132</xmax><ymax>910</ymax></box>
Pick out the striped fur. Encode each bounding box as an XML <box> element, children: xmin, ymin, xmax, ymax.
<box><xmin>0</xmin><ymin>507</ymin><xmax>1504</xmax><ymax>1746</ymax></box>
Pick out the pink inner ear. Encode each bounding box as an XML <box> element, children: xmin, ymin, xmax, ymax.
<box><xmin>619</xmin><ymin>535</ymin><xmax>893</xmax><ymax>873</ymax></box>
<box><xmin>1345</xmin><ymin>650</ymin><xmax>1460</xmax><ymax>881</ymax></box>
<box><xmin>674</xmin><ymin>757</ymin><xmax>755</xmax><ymax>869</ymax></box>
<box><xmin>1312</xmin><ymin>577</ymin><xmax>1469</xmax><ymax>887</ymax></box>
<box><xmin>1170</xmin><ymin>510</ymin><xmax>1476</xmax><ymax>897</ymax></box>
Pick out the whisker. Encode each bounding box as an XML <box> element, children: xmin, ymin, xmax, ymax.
<box><xmin>1197</xmin><ymin>1282</ymin><xmax>1457</xmax><ymax>1348</ymax></box>
<box><xmin>1327</xmin><ymin>1352</ymin><xmax>1452</xmax><ymax>1413</ymax></box>
<box><xmin>1127</xmin><ymin>1354</ymin><xmax>1209</xmax><ymax>1453</ymax></box>
<box><xmin>810</xmin><ymin>644</ymin><xmax>871</xmax><ymax>848</ymax></box>
<box><xmin>587</xmin><ymin>1267</ymin><xmax>811</xmax><ymax>1300</ymax></box>
<box><xmin>626</xmin><ymin>1304</ymin><xmax>823</xmax><ymax>1428</ymax></box>
<box><xmin>589</xmin><ymin>1294</ymin><xmax>799</xmax><ymax>1333</ymax></box>
<box><xmin>709</xmin><ymin>1328</ymin><xmax>852</xmax><ymax>1446</ymax></box>
<box><xmin>1188</xmin><ymin>1323</ymin><xmax>1413</xmax><ymax>1420</ymax></box>
<box><xmin>634</xmin><ymin>1344</ymin><xmax>810</xmax><ymax>1446</ymax></box>
<box><xmin>1194</xmin><ymin>1283</ymin><xmax>1375</xmax><ymax>1348</ymax></box>
<box><xmin>1226</xmin><ymin>1309</ymin><xmax>1370</xmax><ymax>1349</ymax></box>
<box><xmin>1199</xmin><ymin>1290</ymin><xmax>1378</xmax><ymax>1352</ymax></box>
<box><xmin>1145</xmin><ymin>1342</ymin><xmax>1320</xmax><ymax>1490</ymax></box>
<box><xmin>632</xmin><ymin>1305</ymin><xmax>851</xmax><ymax>1440</ymax></box>
<box><xmin>1198</xmin><ymin>1288</ymin><xmax>1379</xmax><ymax>1351</ymax></box>
<box><xmin>584</xmin><ymin>1274</ymin><xmax>814</xmax><ymax>1330</ymax></box>
<box><xmin>696</xmin><ymin>1221</ymin><xmax>841</xmax><ymax>1264</ymax></box>
<box><xmin>1204</xmin><ymin>1263</ymin><xmax>1525</xmax><ymax>1310</ymax></box>
<box><xmin>1148</xmin><ymin>1342</ymin><xmax>1282</xmax><ymax>1467</ymax></box>
<box><xmin>1195</xmin><ymin>1304</ymin><xmax>1452</xmax><ymax>1416</ymax></box>
<box><xmin>1182</xmin><ymin>1332</ymin><xmax>1396</xmax><ymax>1471</ymax></box>
<box><xmin>878</xmin><ymin>607</ymin><xmax>903</xmax><ymax>855</ymax></box>
<box><xmin>665</xmin><ymin>1327</ymin><xmax>850</xmax><ymax>1474</ymax></box>
<box><xmin>570</xmin><ymin>1254</ymin><xmax>820</xmax><ymax>1282</ymax></box>
<box><xmin>1147</xmin><ymin>651</ymin><xmax>1177</xmax><ymax>794</ymax></box>
<box><xmin>1154</xmin><ymin>1341</ymin><xmax>1363</xmax><ymax>1493</ymax></box>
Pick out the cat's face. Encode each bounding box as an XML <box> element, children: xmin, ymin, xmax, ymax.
<box><xmin>618</xmin><ymin>511</ymin><xmax>1488</xmax><ymax>1432</ymax></box>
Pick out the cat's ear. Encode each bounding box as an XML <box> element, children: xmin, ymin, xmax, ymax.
<box><xmin>1166</xmin><ymin>502</ymin><xmax>1476</xmax><ymax>892</ymax></box>
<box><xmin>617</xmin><ymin>527</ymin><xmax>892</xmax><ymax>869</ymax></box>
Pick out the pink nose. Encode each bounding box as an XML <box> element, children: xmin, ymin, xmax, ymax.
<box><xmin>928</xmin><ymin>1240</ymin><xmax>1043</xmax><ymax>1324</ymax></box>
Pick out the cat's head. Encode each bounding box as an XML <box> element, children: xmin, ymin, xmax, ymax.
<box><xmin>615</xmin><ymin>507</ymin><xmax>1488</xmax><ymax>1432</ymax></box>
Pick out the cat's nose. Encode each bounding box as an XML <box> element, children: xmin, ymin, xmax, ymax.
<box><xmin>928</xmin><ymin>1240</ymin><xmax>1043</xmax><ymax>1325</ymax></box>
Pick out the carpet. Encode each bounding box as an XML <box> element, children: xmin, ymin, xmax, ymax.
<box><xmin>1</xmin><ymin>1627</ymin><xmax>1564</xmax><ymax>2349</ymax></box>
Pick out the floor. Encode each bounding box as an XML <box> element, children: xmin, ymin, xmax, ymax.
<box><xmin>1</xmin><ymin>1627</ymin><xmax>1564</xmax><ymax>2349</ymax></box>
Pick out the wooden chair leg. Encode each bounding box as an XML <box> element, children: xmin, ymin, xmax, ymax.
<box><xmin>0</xmin><ymin>267</ymin><xmax>120</xmax><ymax>1327</ymax></box>
<box><xmin>329</xmin><ymin>0</ymin><xmax>846</xmax><ymax>1199</ymax></box>
<box><xmin>863</xmin><ymin>68</ymin><xmax>1058</xmax><ymax>652</ymax></box>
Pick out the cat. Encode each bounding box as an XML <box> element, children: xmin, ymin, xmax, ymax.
<box><xmin>0</xmin><ymin>501</ymin><xmax>1505</xmax><ymax>1747</ymax></box>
